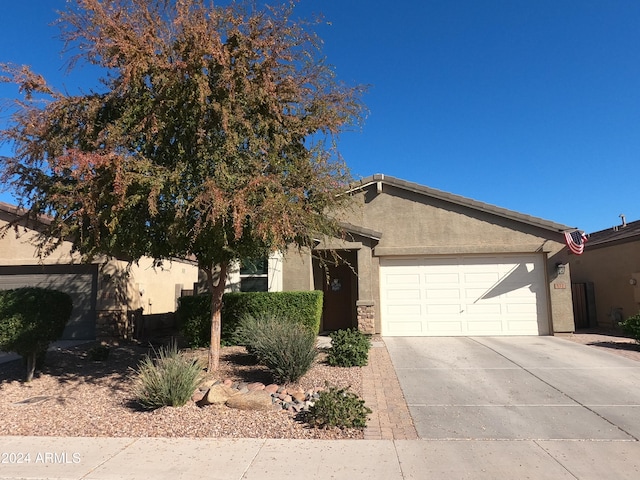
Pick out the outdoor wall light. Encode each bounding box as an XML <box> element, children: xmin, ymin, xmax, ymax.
<box><xmin>555</xmin><ymin>263</ymin><xmax>566</xmax><ymax>275</ymax></box>
<box><xmin>630</xmin><ymin>278</ymin><xmax>637</xmax><ymax>286</ymax></box>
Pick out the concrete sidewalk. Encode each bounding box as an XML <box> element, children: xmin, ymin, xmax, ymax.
<box><xmin>1</xmin><ymin>436</ymin><xmax>640</xmax><ymax>479</ymax></box>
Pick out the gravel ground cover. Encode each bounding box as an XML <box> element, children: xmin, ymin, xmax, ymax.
<box><xmin>0</xmin><ymin>342</ymin><xmax>364</xmax><ymax>439</ymax></box>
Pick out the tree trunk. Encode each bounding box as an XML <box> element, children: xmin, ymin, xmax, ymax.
<box><xmin>25</xmin><ymin>352</ymin><xmax>36</xmax><ymax>382</ymax></box>
<box><xmin>206</xmin><ymin>262</ymin><xmax>228</xmax><ymax>372</ymax></box>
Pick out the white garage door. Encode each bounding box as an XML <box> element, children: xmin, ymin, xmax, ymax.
<box><xmin>380</xmin><ymin>255</ymin><xmax>549</xmax><ymax>336</ymax></box>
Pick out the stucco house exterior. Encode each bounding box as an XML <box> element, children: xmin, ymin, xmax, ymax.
<box><xmin>281</xmin><ymin>174</ymin><xmax>577</xmax><ymax>336</ymax></box>
<box><xmin>569</xmin><ymin>217</ymin><xmax>640</xmax><ymax>328</ymax></box>
<box><xmin>0</xmin><ymin>202</ymin><xmax>199</xmax><ymax>341</ymax></box>
<box><xmin>1</xmin><ymin>173</ymin><xmax>580</xmax><ymax>340</ymax></box>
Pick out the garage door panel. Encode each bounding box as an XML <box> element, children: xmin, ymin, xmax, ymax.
<box><xmin>425</xmin><ymin>273</ymin><xmax>460</xmax><ymax>284</ymax></box>
<box><xmin>426</xmin><ymin>304</ymin><xmax>462</xmax><ymax>315</ymax></box>
<box><xmin>388</xmin><ymin>304</ymin><xmax>422</xmax><ymax>315</ymax></box>
<box><xmin>0</xmin><ymin>268</ymin><xmax>97</xmax><ymax>340</ymax></box>
<box><xmin>426</xmin><ymin>288</ymin><xmax>459</xmax><ymax>299</ymax></box>
<box><xmin>388</xmin><ymin>321</ymin><xmax>424</xmax><ymax>334</ymax></box>
<box><xmin>465</xmin><ymin>272</ymin><xmax>501</xmax><ymax>283</ymax></box>
<box><xmin>381</xmin><ymin>255</ymin><xmax>549</xmax><ymax>336</ymax></box>
<box><xmin>427</xmin><ymin>321</ymin><xmax>463</xmax><ymax>334</ymax></box>
<box><xmin>467</xmin><ymin>321</ymin><xmax>503</xmax><ymax>333</ymax></box>
<box><xmin>386</xmin><ymin>273</ymin><xmax>421</xmax><ymax>285</ymax></box>
<box><xmin>387</xmin><ymin>288</ymin><xmax>421</xmax><ymax>300</ymax></box>
<box><xmin>466</xmin><ymin>303</ymin><xmax>502</xmax><ymax>315</ymax></box>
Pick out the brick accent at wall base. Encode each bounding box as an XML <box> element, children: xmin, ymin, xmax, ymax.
<box><xmin>357</xmin><ymin>301</ymin><xmax>375</xmax><ymax>334</ymax></box>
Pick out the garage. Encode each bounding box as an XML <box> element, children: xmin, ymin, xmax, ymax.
<box><xmin>0</xmin><ymin>264</ymin><xmax>98</xmax><ymax>340</ymax></box>
<box><xmin>380</xmin><ymin>255</ymin><xmax>550</xmax><ymax>336</ymax></box>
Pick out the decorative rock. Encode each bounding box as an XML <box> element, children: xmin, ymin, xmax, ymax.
<box><xmin>199</xmin><ymin>384</ymin><xmax>238</xmax><ymax>406</ymax></box>
<box><xmin>225</xmin><ymin>390</ymin><xmax>274</xmax><ymax>411</ymax></box>
<box><xmin>291</xmin><ymin>390</ymin><xmax>306</xmax><ymax>402</ymax></box>
<box><xmin>264</xmin><ymin>384</ymin><xmax>279</xmax><ymax>394</ymax></box>
<box><xmin>191</xmin><ymin>390</ymin><xmax>205</xmax><ymax>403</ymax></box>
<box><xmin>200</xmin><ymin>379</ymin><xmax>216</xmax><ymax>389</ymax></box>
<box><xmin>223</xmin><ymin>379</ymin><xmax>233</xmax><ymax>387</ymax></box>
<box><xmin>247</xmin><ymin>382</ymin><xmax>265</xmax><ymax>391</ymax></box>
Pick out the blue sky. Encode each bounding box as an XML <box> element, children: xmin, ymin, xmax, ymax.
<box><xmin>2</xmin><ymin>0</ymin><xmax>640</xmax><ymax>233</ymax></box>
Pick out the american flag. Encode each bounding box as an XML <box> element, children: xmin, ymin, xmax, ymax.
<box><xmin>564</xmin><ymin>230</ymin><xmax>587</xmax><ymax>255</ymax></box>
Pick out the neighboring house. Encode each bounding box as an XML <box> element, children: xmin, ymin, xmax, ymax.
<box><xmin>569</xmin><ymin>217</ymin><xmax>640</xmax><ymax>328</ymax></box>
<box><xmin>0</xmin><ymin>202</ymin><xmax>199</xmax><ymax>341</ymax></box>
<box><xmin>280</xmin><ymin>174</ymin><xmax>577</xmax><ymax>336</ymax></box>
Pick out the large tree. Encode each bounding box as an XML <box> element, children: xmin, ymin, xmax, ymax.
<box><xmin>0</xmin><ymin>0</ymin><xmax>366</xmax><ymax>370</ymax></box>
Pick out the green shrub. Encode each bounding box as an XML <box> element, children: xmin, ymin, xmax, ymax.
<box><xmin>131</xmin><ymin>342</ymin><xmax>204</xmax><ymax>409</ymax></box>
<box><xmin>235</xmin><ymin>314</ymin><xmax>318</xmax><ymax>383</ymax></box>
<box><xmin>178</xmin><ymin>291</ymin><xmax>324</xmax><ymax>348</ymax></box>
<box><xmin>327</xmin><ymin>329</ymin><xmax>372</xmax><ymax>367</ymax></box>
<box><xmin>223</xmin><ymin>291</ymin><xmax>323</xmax><ymax>335</ymax></box>
<box><xmin>620</xmin><ymin>312</ymin><xmax>640</xmax><ymax>343</ymax></box>
<box><xmin>304</xmin><ymin>385</ymin><xmax>371</xmax><ymax>429</ymax></box>
<box><xmin>0</xmin><ymin>287</ymin><xmax>73</xmax><ymax>381</ymax></box>
<box><xmin>177</xmin><ymin>295</ymin><xmax>212</xmax><ymax>348</ymax></box>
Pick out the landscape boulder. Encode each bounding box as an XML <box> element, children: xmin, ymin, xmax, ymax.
<box><xmin>225</xmin><ymin>390</ymin><xmax>274</xmax><ymax>411</ymax></box>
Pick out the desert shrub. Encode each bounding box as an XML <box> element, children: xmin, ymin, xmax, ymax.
<box><xmin>327</xmin><ymin>328</ymin><xmax>372</xmax><ymax>367</ymax></box>
<box><xmin>304</xmin><ymin>385</ymin><xmax>371</xmax><ymax>429</ymax></box>
<box><xmin>0</xmin><ymin>287</ymin><xmax>73</xmax><ymax>381</ymax></box>
<box><xmin>223</xmin><ymin>291</ymin><xmax>323</xmax><ymax>335</ymax></box>
<box><xmin>235</xmin><ymin>314</ymin><xmax>317</xmax><ymax>383</ymax></box>
<box><xmin>620</xmin><ymin>312</ymin><xmax>640</xmax><ymax>343</ymax></box>
<box><xmin>131</xmin><ymin>342</ymin><xmax>203</xmax><ymax>409</ymax></box>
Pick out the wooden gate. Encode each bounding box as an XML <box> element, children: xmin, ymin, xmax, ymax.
<box><xmin>571</xmin><ymin>282</ymin><xmax>596</xmax><ymax>329</ymax></box>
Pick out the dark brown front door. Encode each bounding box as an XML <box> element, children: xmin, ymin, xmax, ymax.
<box><xmin>320</xmin><ymin>251</ymin><xmax>357</xmax><ymax>331</ymax></box>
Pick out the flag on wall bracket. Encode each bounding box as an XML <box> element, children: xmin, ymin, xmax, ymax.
<box><xmin>564</xmin><ymin>230</ymin><xmax>587</xmax><ymax>255</ymax></box>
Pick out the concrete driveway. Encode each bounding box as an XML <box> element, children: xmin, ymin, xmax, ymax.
<box><xmin>385</xmin><ymin>336</ymin><xmax>640</xmax><ymax>440</ymax></box>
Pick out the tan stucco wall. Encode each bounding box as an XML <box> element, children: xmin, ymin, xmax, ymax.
<box><xmin>570</xmin><ymin>241</ymin><xmax>640</xmax><ymax>326</ymax></box>
<box><xmin>0</xmin><ymin>217</ymin><xmax>82</xmax><ymax>265</ymax></box>
<box><xmin>282</xmin><ymin>247</ymin><xmax>315</xmax><ymax>291</ymax></box>
<box><xmin>102</xmin><ymin>258</ymin><xmax>199</xmax><ymax>315</ymax></box>
<box><xmin>282</xmin><ymin>183</ymin><xmax>575</xmax><ymax>334</ymax></box>
<box><xmin>1</xmin><ymin>217</ymin><xmax>199</xmax><ymax>315</ymax></box>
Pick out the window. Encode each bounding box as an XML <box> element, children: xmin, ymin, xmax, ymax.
<box><xmin>239</xmin><ymin>257</ymin><xmax>268</xmax><ymax>292</ymax></box>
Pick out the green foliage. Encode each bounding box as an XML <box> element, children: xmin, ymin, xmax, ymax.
<box><xmin>0</xmin><ymin>287</ymin><xmax>73</xmax><ymax>381</ymax></box>
<box><xmin>235</xmin><ymin>314</ymin><xmax>318</xmax><ymax>383</ymax></box>
<box><xmin>304</xmin><ymin>385</ymin><xmax>371</xmax><ymax>429</ymax></box>
<box><xmin>177</xmin><ymin>295</ymin><xmax>236</xmax><ymax>348</ymax></box>
<box><xmin>177</xmin><ymin>295</ymin><xmax>211</xmax><ymax>348</ymax></box>
<box><xmin>132</xmin><ymin>342</ymin><xmax>204</xmax><ymax>410</ymax></box>
<box><xmin>620</xmin><ymin>313</ymin><xmax>640</xmax><ymax>343</ymax></box>
<box><xmin>178</xmin><ymin>291</ymin><xmax>324</xmax><ymax>349</ymax></box>
<box><xmin>223</xmin><ymin>291</ymin><xmax>323</xmax><ymax>335</ymax></box>
<box><xmin>327</xmin><ymin>329</ymin><xmax>372</xmax><ymax>367</ymax></box>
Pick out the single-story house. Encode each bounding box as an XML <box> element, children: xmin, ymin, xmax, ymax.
<box><xmin>569</xmin><ymin>216</ymin><xmax>640</xmax><ymax>328</ymax></box>
<box><xmin>1</xmin><ymin>173</ymin><xmax>580</xmax><ymax>340</ymax></box>
<box><xmin>279</xmin><ymin>174</ymin><xmax>577</xmax><ymax>336</ymax></box>
<box><xmin>0</xmin><ymin>202</ymin><xmax>200</xmax><ymax>341</ymax></box>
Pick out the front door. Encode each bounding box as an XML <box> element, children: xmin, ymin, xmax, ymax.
<box><xmin>319</xmin><ymin>251</ymin><xmax>357</xmax><ymax>331</ymax></box>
